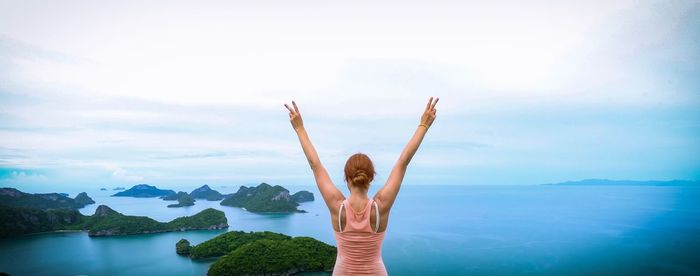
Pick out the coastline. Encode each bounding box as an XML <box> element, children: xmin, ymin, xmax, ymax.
<box><xmin>17</xmin><ymin>229</ymin><xmax>88</xmax><ymax>237</ymax></box>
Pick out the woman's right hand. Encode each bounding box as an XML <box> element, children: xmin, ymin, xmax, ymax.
<box><xmin>284</xmin><ymin>100</ymin><xmax>304</xmax><ymax>132</ymax></box>
<box><xmin>420</xmin><ymin>96</ymin><xmax>439</xmax><ymax>128</ymax></box>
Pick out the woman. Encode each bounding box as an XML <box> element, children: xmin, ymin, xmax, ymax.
<box><xmin>284</xmin><ymin>97</ymin><xmax>438</xmax><ymax>275</ymax></box>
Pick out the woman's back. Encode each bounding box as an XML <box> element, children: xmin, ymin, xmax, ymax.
<box><xmin>285</xmin><ymin>97</ymin><xmax>438</xmax><ymax>276</ymax></box>
<box><xmin>333</xmin><ymin>198</ymin><xmax>387</xmax><ymax>276</ymax></box>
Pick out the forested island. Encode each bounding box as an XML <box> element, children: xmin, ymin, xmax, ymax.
<box><xmin>0</xmin><ymin>204</ymin><xmax>227</xmax><ymax>238</ymax></box>
<box><xmin>0</xmin><ymin>187</ymin><xmax>95</xmax><ymax>209</ymax></box>
<box><xmin>112</xmin><ymin>184</ymin><xmax>176</xmax><ymax>198</ymax></box>
<box><xmin>0</xmin><ymin>187</ymin><xmax>228</xmax><ymax>238</ymax></box>
<box><xmin>162</xmin><ymin>185</ymin><xmax>224</xmax><ymax>207</ymax></box>
<box><xmin>163</xmin><ymin>192</ymin><xmax>196</xmax><ymax>208</ymax></box>
<box><xmin>79</xmin><ymin>205</ymin><xmax>228</xmax><ymax>236</ymax></box>
<box><xmin>176</xmin><ymin>231</ymin><xmax>336</xmax><ymax>275</ymax></box>
<box><xmin>189</xmin><ymin>184</ymin><xmax>224</xmax><ymax>201</ymax></box>
<box><xmin>220</xmin><ymin>183</ymin><xmax>314</xmax><ymax>213</ymax></box>
<box><xmin>290</xmin><ymin>190</ymin><xmax>314</xmax><ymax>203</ymax></box>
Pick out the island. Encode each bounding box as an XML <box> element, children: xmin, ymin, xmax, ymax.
<box><xmin>219</xmin><ymin>183</ymin><xmax>314</xmax><ymax>213</ymax></box>
<box><xmin>81</xmin><ymin>205</ymin><xmax>227</xmax><ymax>236</ymax></box>
<box><xmin>100</xmin><ymin>188</ymin><xmax>107</xmax><ymax>191</ymax></box>
<box><xmin>165</xmin><ymin>192</ymin><xmax>196</xmax><ymax>208</ymax></box>
<box><xmin>543</xmin><ymin>179</ymin><xmax>700</xmax><ymax>186</ymax></box>
<box><xmin>111</xmin><ymin>184</ymin><xmax>176</xmax><ymax>198</ymax></box>
<box><xmin>290</xmin><ymin>190</ymin><xmax>315</xmax><ymax>203</ymax></box>
<box><xmin>112</xmin><ymin>187</ymin><xmax>126</xmax><ymax>190</ymax></box>
<box><xmin>176</xmin><ymin>230</ymin><xmax>336</xmax><ymax>275</ymax></box>
<box><xmin>182</xmin><ymin>231</ymin><xmax>290</xmax><ymax>258</ymax></box>
<box><xmin>74</xmin><ymin>192</ymin><xmax>96</xmax><ymax>207</ymax></box>
<box><xmin>0</xmin><ymin>187</ymin><xmax>94</xmax><ymax>210</ymax></box>
<box><xmin>190</xmin><ymin>184</ymin><xmax>224</xmax><ymax>201</ymax></box>
<box><xmin>0</xmin><ymin>205</ymin><xmax>84</xmax><ymax>238</ymax></box>
<box><xmin>0</xmin><ymin>204</ymin><xmax>228</xmax><ymax>238</ymax></box>
<box><xmin>176</xmin><ymin>238</ymin><xmax>191</xmax><ymax>255</ymax></box>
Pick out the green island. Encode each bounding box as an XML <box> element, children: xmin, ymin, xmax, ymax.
<box><xmin>220</xmin><ymin>183</ymin><xmax>314</xmax><ymax>213</ymax></box>
<box><xmin>190</xmin><ymin>184</ymin><xmax>225</xmax><ymax>201</ymax></box>
<box><xmin>0</xmin><ymin>204</ymin><xmax>228</xmax><ymax>238</ymax></box>
<box><xmin>162</xmin><ymin>185</ymin><xmax>224</xmax><ymax>207</ymax></box>
<box><xmin>290</xmin><ymin>190</ymin><xmax>314</xmax><ymax>203</ymax></box>
<box><xmin>0</xmin><ymin>205</ymin><xmax>84</xmax><ymax>237</ymax></box>
<box><xmin>75</xmin><ymin>192</ymin><xmax>96</xmax><ymax>206</ymax></box>
<box><xmin>0</xmin><ymin>187</ymin><xmax>95</xmax><ymax>209</ymax></box>
<box><xmin>177</xmin><ymin>230</ymin><xmax>336</xmax><ymax>275</ymax></box>
<box><xmin>112</xmin><ymin>184</ymin><xmax>176</xmax><ymax>198</ymax></box>
<box><xmin>163</xmin><ymin>192</ymin><xmax>196</xmax><ymax>208</ymax></box>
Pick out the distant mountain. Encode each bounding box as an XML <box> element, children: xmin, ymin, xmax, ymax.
<box><xmin>74</xmin><ymin>192</ymin><xmax>95</xmax><ymax>207</ymax></box>
<box><xmin>100</xmin><ymin>188</ymin><xmax>107</xmax><ymax>191</ymax></box>
<box><xmin>0</xmin><ymin>204</ymin><xmax>228</xmax><ymax>238</ymax></box>
<box><xmin>544</xmin><ymin>179</ymin><xmax>700</xmax><ymax>186</ymax></box>
<box><xmin>290</xmin><ymin>191</ymin><xmax>315</xmax><ymax>203</ymax></box>
<box><xmin>111</xmin><ymin>184</ymin><xmax>176</xmax><ymax>198</ymax></box>
<box><xmin>177</xmin><ymin>230</ymin><xmax>336</xmax><ymax>275</ymax></box>
<box><xmin>190</xmin><ymin>185</ymin><xmax>224</xmax><ymax>201</ymax></box>
<box><xmin>0</xmin><ymin>187</ymin><xmax>91</xmax><ymax>210</ymax></box>
<box><xmin>112</xmin><ymin>187</ymin><xmax>126</xmax><ymax>190</ymax></box>
<box><xmin>166</xmin><ymin>192</ymin><xmax>196</xmax><ymax>208</ymax></box>
<box><xmin>220</xmin><ymin>183</ymin><xmax>308</xmax><ymax>213</ymax></box>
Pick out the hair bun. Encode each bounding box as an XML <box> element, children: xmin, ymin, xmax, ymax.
<box><xmin>343</xmin><ymin>153</ymin><xmax>375</xmax><ymax>190</ymax></box>
<box><xmin>352</xmin><ymin>170</ymin><xmax>369</xmax><ymax>186</ymax></box>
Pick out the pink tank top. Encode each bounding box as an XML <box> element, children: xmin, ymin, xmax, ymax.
<box><xmin>333</xmin><ymin>198</ymin><xmax>387</xmax><ymax>276</ymax></box>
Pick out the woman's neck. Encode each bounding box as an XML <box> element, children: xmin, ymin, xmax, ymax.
<box><xmin>348</xmin><ymin>187</ymin><xmax>369</xmax><ymax>200</ymax></box>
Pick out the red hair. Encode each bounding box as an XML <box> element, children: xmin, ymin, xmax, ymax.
<box><xmin>344</xmin><ymin>153</ymin><xmax>376</xmax><ymax>190</ymax></box>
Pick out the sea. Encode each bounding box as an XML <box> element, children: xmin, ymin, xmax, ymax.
<box><xmin>1</xmin><ymin>184</ymin><xmax>699</xmax><ymax>275</ymax></box>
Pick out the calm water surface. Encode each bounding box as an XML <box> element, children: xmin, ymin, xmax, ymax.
<box><xmin>1</xmin><ymin>185</ymin><xmax>699</xmax><ymax>275</ymax></box>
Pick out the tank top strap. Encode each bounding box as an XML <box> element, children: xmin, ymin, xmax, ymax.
<box><xmin>339</xmin><ymin>198</ymin><xmax>381</xmax><ymax>233</ymax></box>
<box><xmin>338</xmin><ymin>199</ymin><xmax>345</xmax><ymax>233</ymax></box>
<box><xmin>372</xmin><ymin>199</ymin><xmax>380</xmax><ymax>233</ymax></box>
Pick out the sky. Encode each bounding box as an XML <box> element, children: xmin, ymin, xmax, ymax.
<box><xmin>0</xmin><ymin>0</ymin><xmax>698</xmax><ymax>191</ymax></box>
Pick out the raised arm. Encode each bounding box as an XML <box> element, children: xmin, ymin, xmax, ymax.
<box><xmin>375</xmin><ymin>96</ymin><xmax>438</xmax><ymax>212</ymax></box>
<box><xmin>284</xmin><ymin>101</ymin><xmax>345</xmax><ymax>212</ymax></box>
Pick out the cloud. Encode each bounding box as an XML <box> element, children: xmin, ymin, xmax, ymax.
<box><xmin>110</xmin><ymin>167</ymin><xmax>144</xmax><ymax>182</ymax></box>
<box><xmin>152</xmin><ymin>152</ymin><xmax>228</xmax><ymax>160</ymax></box>
<box><xmin>0</xmin><ymin>0</ymin><xmax>698</xmax><ymax>188</ymax></box>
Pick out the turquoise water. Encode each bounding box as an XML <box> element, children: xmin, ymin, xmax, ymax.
<box><xmin>1</xmin><ymin>185</ymin><xmax>699</xmax><ymax>275</ymax></box>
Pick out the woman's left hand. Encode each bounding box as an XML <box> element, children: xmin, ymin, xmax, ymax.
<box><xmin>284</xmin><ymin>100</ymin><xmax>304</xmax><ymax>131</ymax></box>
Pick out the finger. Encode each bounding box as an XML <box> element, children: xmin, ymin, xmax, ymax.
<box><xmin>430</xmin><ymin>97</ymin><xmax>439</xmax><ymax>110</ymax></box>
<box><xmin>284</xmin><ymin>104</ymin><xmax>295</xmax><ymax>114</ymax></box>
<box><xmin>292</xmin><ymin>100</ymin><xmax>300</xmax><ymax>113</ymax></box>
<box><xmin>425</xmin><ymin>97</ymin><xmax>433</xmax><ymax>110</ymax></box>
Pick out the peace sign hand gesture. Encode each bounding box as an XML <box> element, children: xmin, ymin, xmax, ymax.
<box><xmin>284</xmin><ymin>100</ymin><xmax>304</xmax><ymax>132</ymax></box>
<box><xmin>420</xmin><ymin>96</ymin><xmax>439</xmax><ymax>129</ymax></box>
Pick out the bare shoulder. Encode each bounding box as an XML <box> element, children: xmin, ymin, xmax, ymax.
<box><xmin>329</xmin><ymin>195</ymin><xmax>347</xmax><ymax>232</ymax></box>
<box><xmin>372</xmin><ymin>193</ymin><xmax>387</xmax><ymax>212</ymax></box>
<box><xmin>372</xmin><ymin>193</ymin><xmax>391</xmax><ymax>233</ymax></box>
<box><xmin>328</xmin><ymin>195</ymin><xmax>346</xmax><ymax>214</ymax></box>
